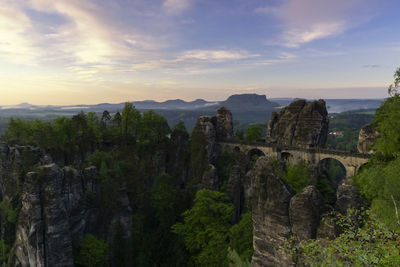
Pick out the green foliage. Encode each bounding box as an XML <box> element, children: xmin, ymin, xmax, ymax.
<box><xmin>227</xmin><ymin>248</ymin><xmax>251</xmax><ymax>267</ymax></box>
<box><xmin>229</xmin><ymin>212</ymin><xmax>253</xmax><ymax>261</ymax></box>
<box><xmin>139</xmin><ymin>110</ymin><xmax>171</xmax><ymax>145</ymax></box>
<box><xmin>284</xmin><ymin>162</ymin><xmax>311</xmax><ymax>193</ymax></box>
<box><xmin>172</xmin><ymin>189</ymin><xmax>234</xmax><ymax>267</ymax></box>
<box><xmin>0</xmin><ymin>239</ymin><xmax>10</xmax><ymax>265</ymax></box>
<box><xmin>285</xmin><ymin>209</ymin><xmax>400</xmax><ymax>266</ymax></box>
<box><xmin>121</xmin><ymin>102</ymin><xmax>141</xmax><ymax>143</ymax></box>
<box><xmin>112</xmin><ymin>222</ymin><xmax>129</xmax><ymax>267</ymax></box>
<box><xmin>356</xmin><ymin>158</ymin><xmax>400</xmax><ymax>231</ymax></box>
<box><xmin>245</xmin><ymin>124</ymin><xmax>263</xmax><ymax>142</ymax></box>
<box><xmin>216</xmin><ymin>149</ymin><xmax>243</xmax><ymax>189</ymax></box>
<box><xmin>0</xmin><ymin>200</ymin><xmax>17</xmax><ymax>224</ymax></box>
<box><xmin>354</xmin><ymin>67</ymin><xmax>400</xmax><ymax>232</ymax></box>
<box><xmin>317</xmin><ymin>178</ymin><xmax>336</xmax><ymax>205</ymax></box>
<box><xmin>76</xmin><ymin>234</ymin><xmax>108</xmax><ymax>267</ymax></box>
<box><xmin>326</xmin><ymin>129</ymin><xmax>359</xmax><ymax>151</ymax></box>
<box><xmin>151</xmin><ymin>173</ymin><xmax>181</xmax><ymax>227</ymax></box>
<box><xmin>374</xmin><ymin>95</ymin><xmax>400</xmax><ymax>159</ymax></box>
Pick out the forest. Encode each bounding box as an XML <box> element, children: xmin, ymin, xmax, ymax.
<box><xmin>0</xmin><ymin>69</ymin><xmax>399</xmax><ymax>266</ymax></box>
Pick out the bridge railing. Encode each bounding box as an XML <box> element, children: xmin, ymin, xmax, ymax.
<box><xmin>218</xmin><ymin>139</ymin><xmax>371</xmax><ymax>159</ymax></box>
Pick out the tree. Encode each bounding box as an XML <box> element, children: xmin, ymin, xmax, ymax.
<box><xmin>229</xmin><ymin>212</ymin><xmax>253</xmax><ymax>261</ymax></box>
<box><xmin>245</xmin><ymin>124</ymin><xmax>262</xmax><ymax>142</ymax></box>
<box><xmin>355</xmin><ymin>67</ymin><xmax>400</xmax><ymax>232</ymax></box>
<box><xmin>76</xmin><ymin>234</ymin><xmax>108</xmax><ymax>267</ymax></box>
<box><xmin>138</xmin><ymin>110</ymin><xmax>171</xmax><ymax>145</ymax></box>
<box><xmin>172</xmin><ymin>189</ymin><xmax>234</xmax><ymax>266</ymax></box>
<box><xmin>284</xmin><ymin>162</ymin><xmax>311</xmax><ymax>193</ymax></box>
<box><xmin>101</xmin><ymin>110</ymin><xmax>111</xmax><ymax>123</ymax></box>
<box><xmin>121</xmin><ymin>103</ymin><xmax>141</xmax><ymax>142</ymax></box>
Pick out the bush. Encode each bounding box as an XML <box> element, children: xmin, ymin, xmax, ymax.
<box><xmin>284</xmin><ymin>163</ymin><xmax>311</xmax><ymax>193</ymax></box>
<box><xmin>76</xmin><ymin>234</ymin><xmax>108</xmax><ymax>267</ymax></box>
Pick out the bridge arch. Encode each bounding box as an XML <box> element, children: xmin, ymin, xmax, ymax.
<box><xmin>248</xmin><ymin>148</ymin><xmax>265</xmax><ymax>161</ymax></box>
<box><xmin>316</xmin><ymin>158</ymin><xmax>347</xmax><ymax>204</ymax></box>
<box><xmin>281</xmin><ymin>152</ymin><xmax>292</xmax><ymax>161</ymax></box>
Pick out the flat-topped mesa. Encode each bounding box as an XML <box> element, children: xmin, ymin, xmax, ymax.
<box><xmin>266</xmin><ymin>99</ymin><xmax>329</xmax><ymax>149</ymax></box>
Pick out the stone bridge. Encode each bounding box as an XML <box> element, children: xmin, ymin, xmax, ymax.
<box><xmin>218</xmin><ymin>140</ymin><xmax>370</xmax><ymax>178</ymax></box>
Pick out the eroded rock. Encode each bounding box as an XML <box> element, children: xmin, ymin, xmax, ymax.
<box><xmin>215</xmin><ymin>106</ymin><xmax>233</xmax><ymax>140</ymax></box>
<box><xmin>266</xmin><ymin>99</ymin><xmax>329</xmax><ymax>148</ymax></box>
<box><xmin>357</xmin><ymin>123</ymin><xmax>380</xmax><ymax>154</ymax></box>
<box><xmin>289</xmin><ymin>185</ymin><xmax>325</xmax><ymax>241</ymax></box>
<box><xmin>250</xmin><ymin>157</ymin><xmax>295</xmax><ymax>267</ymax></box>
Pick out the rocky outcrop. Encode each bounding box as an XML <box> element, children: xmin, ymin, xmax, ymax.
<box><xmin>289</xmin><ymin>186</ymin><xmax>325</xmax><ymax>241</ymax></box>
<box><xmin>335</xmin><ymin>184</ymin><xmax>361</xmax><ymax>215</ymax></box>
<box><xmin>357</xmin><ymin>123</ymin><xmax>380</xmax><ymax>154</ymax></box>
<box><xmin>195</xmin><ymin>116</ymin><xmax>217</xmax><ymax>164</ymax></box>
<box><xmin>266</xmin><ymin>99</ymin><xmax>329</xmax><ymax>148</ymax></box>
<box><xmin>215</xmin><ymin>107</ymin><xmax>233</xmax><ymax>140</ymax></box>
<box><xmin>0</xmin><ymin>144</ymin><xmax>133</xmax><ymax>267</ymax></box>
<box><xmin>200</xmin><ymin>164</ymin><xmax>219</xmax><ymax>190</ymax></box>
<box><xmin>250</xmin><ymin>157</ymin><xmax>295</xmax><ymax>267</ymax></box>
<box><xmin>14</xmin><ymin>164</ymin><xmax>74</xmax><ymax>267</ymax></box>
<box><xmin>227</xmin><ymin>165</ymin><xmax>242</xmax><ymax>222</ymax></box>
<box><xmin>194</xmin><ymin>107</ymin><xmax>235</xmax><ymax>164</ymax></box>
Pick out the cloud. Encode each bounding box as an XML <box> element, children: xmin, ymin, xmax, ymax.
<box><xmin>258</xmin><ymin>0</ymin><xmax>378</xmax><ymax>47</ymax></box>
<box><xmin>163</xmin><ymin>0</ymin><xmax>192</xmax><ymax>14</ymax></box>
<box><xmin>129</xmin><ymin>49</ymin><xmax>258</xmax><ymax>72</ymax></box>
<box><xmin>0</xmin><ymin>2</ymin><xmax>40</xmax><ymax>65</ymax></box>
<box><xmin>0</xmin><ymin>0</ymin><xmax>164</xmax><ymax>77</ymax></box>
<box><xmin>176</xmin><ymin>49</ymin><xmax>258</xmax><ymax>62</ymax></box>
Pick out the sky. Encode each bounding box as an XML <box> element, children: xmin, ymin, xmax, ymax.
<box><xmin>1</xmin><ymin>0</ymin><xmax>400</xmax><ymax>105</ymax></box>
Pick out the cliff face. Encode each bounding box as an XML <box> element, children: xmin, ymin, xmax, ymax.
<box><xmin>266</xmin><ymin>99</ymin><xmax>329</xmax><ymax>148</ymax></box>
<box><xmin>250</xmin><ymin>157</ymin><xmax>295</xmax><ymax>267</ymax></box>
<box><xmin>194</xmin><ymin>107</ymin><xmax>234</xmax><ymax>190</ymax></box>
<box><xmin>0</xmin><ymin>145</ymin><xmax>132</xmax><ymax>267</ymax></box>
<box><xmin>249</xmin><ymin>157</ymin><xmax>361</xmax><ymax>266</ymax></box>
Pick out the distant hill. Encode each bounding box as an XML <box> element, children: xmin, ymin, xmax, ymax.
<box><xmin>0</xmin><ymin>95</ymin><xmax>384</xmax><ymax>132</ymax></box>
<box><xmin>271</xmin><ymin>98</ymin><xmax>383</xmax><ymax>113</ymax></box>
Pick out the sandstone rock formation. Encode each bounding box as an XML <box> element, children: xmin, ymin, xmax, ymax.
<box><xmin>194</xmin><ymin>107</ymin><xmax>234</xmax><ymax>164</ymax></box>
<box><xmin>335</xmin><ymin>184</ymin><xmax>361</xmax><ymax>215</ymax></box>
<box><xmin>357</xmin><ymin>123</ymin><xmax>380</xmax><ymax>154</ymax></box>
<box><xmin>200</xmin><ymin>164</ymin><xmax>219</xmax><ymax>190</ymax></box>
<box><xmin>250</xmin><ymin>157</ymin><xmax>295</xmax><ymax>267</ymax></box>
<box><xmin>289</xmin><ymin>185</ymin><xmax>325</xmax><ymax>241</ymax></box>
<box><xmin>266</xmin><ymin>99</ymin><xmax>329</xmax><ymax>148</ymax></box>
<box><xmin>249</xmin><ymin>156</ymin><xmax>361</xmax><ymax>266</ymax></box>
<box><xmin>227</xmin><ymin>165</ymin><xmax>242</xmax><ymax>222</ymax></box>
<box><xmin>195</xmin><ymin>116</ymin><xmax>217</xmax><ymax>164</ymax></box>
<box><xmin>215</xmin><ymin>107</ymin><xmax>233</xmax><ymax>140</ymax></box>
<box><xmin>0</xmin><ymin>144</ymin><xmax>133</xmax><ymax>267</ymax></box>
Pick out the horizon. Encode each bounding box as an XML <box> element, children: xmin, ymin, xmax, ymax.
<box><xmin>1</xmin><ymin>0</ymin><xmax>399</xmax><ymax>105</ymax></box>
<box><xmin>0</xmin><ymin>93</ymin><xmax>385</xmax><ymax>107</ymax></box>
